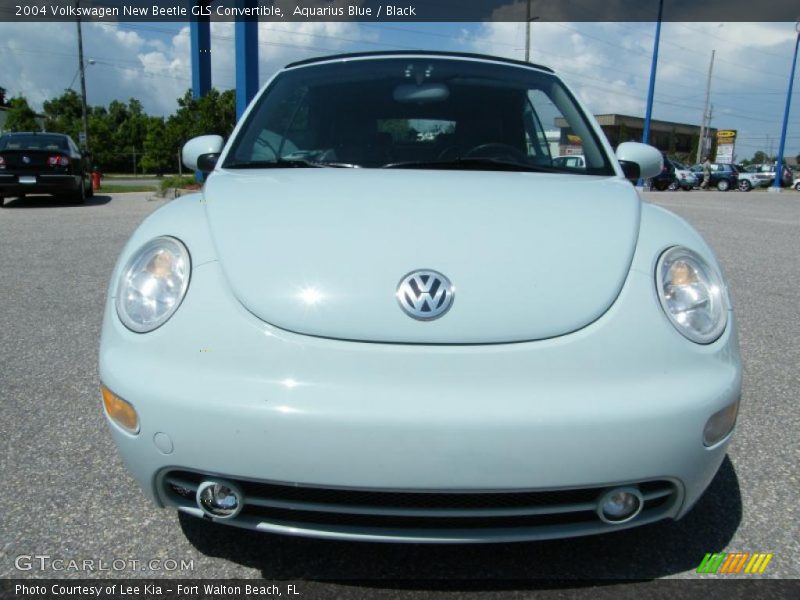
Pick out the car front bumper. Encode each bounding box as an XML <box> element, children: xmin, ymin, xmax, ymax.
<box><xmin>99</xmin><ymin>260</ymin><xmax>741</xmax><ymax>543</ymax></box>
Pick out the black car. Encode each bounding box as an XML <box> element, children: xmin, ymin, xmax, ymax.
<box><xmin>0</xmin><ymin>132</ymin><xmax>93</xmax><ymax>206</ymax></box>
<box><xmin>690</xmin><ymin>162</ymin><xmax>739</xmax><ymax>191</ymax></box>
<box><xmin>649</xmin><ymin>154</ymin><xmax>676</xmax><ymax>191</ymax></box>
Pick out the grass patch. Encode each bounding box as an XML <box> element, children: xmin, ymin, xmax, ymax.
<box><xmin>97</xmin><ymin>185</ymin><xmax>157</xmax><ymax>193</ymax></box>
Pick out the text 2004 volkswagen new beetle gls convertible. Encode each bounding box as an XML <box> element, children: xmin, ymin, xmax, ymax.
<box><xmin>99</xmin><ymin>51</ymin><xmax>741</xmax><ymax>543</ymax></box>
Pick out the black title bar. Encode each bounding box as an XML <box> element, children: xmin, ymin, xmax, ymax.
<box><xmin>0</xmin><ymin>0</ymin><xmax>799</xmax><ymax>22</ymax></box>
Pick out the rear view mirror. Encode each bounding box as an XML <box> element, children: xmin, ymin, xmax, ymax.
<box><xmin>393</xmin><ymin>83</ymin><xmax>449</xmax><ymax>103</ymax></box>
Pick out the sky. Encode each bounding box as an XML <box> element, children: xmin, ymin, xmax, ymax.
<box><xmin>0</xmin><ymin>20</ymin><xmax>798</xmax><ymax>161</ymax></box>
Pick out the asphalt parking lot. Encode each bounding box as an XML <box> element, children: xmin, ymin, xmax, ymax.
<box><xmin>0</xmin><ymin>189</ymin><xmax>798</xmax><ymax>583</ymax></box>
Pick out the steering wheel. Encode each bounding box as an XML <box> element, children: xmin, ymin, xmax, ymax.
<box><xmin>464</xmin><ymin>143</ymin><xmax>529</xmax><ymax>163</ymax></box>
<box><xmin>436</xmin><ymin>145</ymin><xmax>461</xmax><ymax>161</ymax></box>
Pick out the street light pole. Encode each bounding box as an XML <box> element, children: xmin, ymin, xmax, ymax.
<box><xmin>771</xmin><ymin>21</ymin><xmax>800</xmax><ymax>192</ymax></box>
<box><xmin>638</xmin><ymin>0</ymin><xmax>664</xmax><ymax>188</ymax></box>
<box><xmin>76</xmin><ymin>2</ymin><xmax>89</xmax><ymax>151</ymax></box>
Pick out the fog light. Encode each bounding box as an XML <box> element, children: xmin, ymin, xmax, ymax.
<box><xmin>101</xmin><ymin>386</ymin><xmax>139</xmax><ymax>433</ymax></box>
<box><xmin>703</xmin><ymin>399</ymin><xmax>740</xmax><ymax>446</ymax></box>
<box><xmin>197</xmin><ymin>480</ymin><xmax>243</xmax><ymax>519</ymax></box>
<box><xmin>597</xmin><ymin>487</ymin><xmax>643</xmax><ymax>524</ymax></box>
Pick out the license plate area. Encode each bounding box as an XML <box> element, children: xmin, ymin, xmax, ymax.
<box><xmin>19</xmin><ymin>175</ymin><xmax>36</xmax><ymax>184</ymax></box>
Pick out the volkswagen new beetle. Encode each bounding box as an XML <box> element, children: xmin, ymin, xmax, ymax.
<box><xmin>99</xmin><ymin>52</ymin><xmax>741</xmax><ymax>543</ymax></box>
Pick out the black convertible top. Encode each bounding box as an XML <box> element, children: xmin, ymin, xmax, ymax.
<box><xmin>285</xmin><ymin>50</ymin><xmax>554</xmax><ymax>73</ymax></box>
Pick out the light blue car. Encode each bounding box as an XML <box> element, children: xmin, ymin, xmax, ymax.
<box><xmin>99</xmin><ymin>52</ymin><xmax>742</xmax><ymax>543</ymax></box>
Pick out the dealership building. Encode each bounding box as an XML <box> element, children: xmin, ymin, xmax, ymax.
<box><xmin>556</xmin><ymin>113</ymin><xmax>723</xmax><ymax>162</ymax></box>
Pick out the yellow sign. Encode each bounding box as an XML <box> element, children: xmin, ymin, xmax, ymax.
<box><xmin>717</xmin><ymin>130</ymin><xmax>736</xmax><ymax>139</ymax></box>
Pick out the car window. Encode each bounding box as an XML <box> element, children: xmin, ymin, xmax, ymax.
<box><xmin>0</xmin><ymin>134</ymin><xmax>69</xmax><ymax>151</ymax></box>
<box><xmin>225</xmin><ymin>58</ymin><xmax>615</xmax><ymax>174</ymax></box>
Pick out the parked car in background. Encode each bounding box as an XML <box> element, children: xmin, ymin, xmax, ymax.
<box><xmin>649</xmin><ymin>155</ymin><xmax>694</xmax><ymax>191</ymax></box>
<box><xmin>690</xmin><ymin>162</ymin><xmax>738</xmax><ymax>191</ymax></box>
<box><xmin>734</xmin><ymin>164</ymin><xmax>766</xmax><ymax>192</ymax></box>
<box><xmin>650</xmin><ymin>153</ymin><xmax>676</xmax><ymax>191</ymax></box>
<box><xmin>668</xmin><ymin>158</ymin><xmax>696</xmax><ymax>191</ymax></box>
<box><xmin>0</xmin><ymin>132</ymin><xmax>92</xmax><ymax>206</ymax></box>
<box><xmin>793</xmin><ymin>175</ymin><xmax>800</xmax><ymax>191</ymax></box>
<box><xmin>747</xmin><ymin>163</ymin><xmax>793</xmax><ymax>187</ymax></box>
<box><xmin>100</xmin><ymin>51</ymin><xmax>741</xmax><ymax>543</ymax></box>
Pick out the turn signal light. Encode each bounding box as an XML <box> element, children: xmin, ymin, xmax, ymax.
<box><xmin>101</xmin><ymin>385</ymin><xmax>139</xmax><ymax>434</ymax></box>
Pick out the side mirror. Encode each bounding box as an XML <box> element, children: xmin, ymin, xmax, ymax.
<box><xmin>615</xmin><ymin>142</ymin><xmax>663</xmax><ymax>181</ymax></box>
<box><xmin>618</xmin><ymin>160</ymin><xmax>640</xmax><ymax>182</ymax></box>
<box><xmin>182</xmin><ymin>135</ymin><xmax>224</xmax><ymax>173</ymax></box>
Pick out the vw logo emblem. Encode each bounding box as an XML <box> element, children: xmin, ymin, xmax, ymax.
<box><xmin>22</xmin><ymin>155</ymin><xmax>31</xmax><ymax>164</ymax></box>
<box><xmin>396</xmin><ymin>270</ymin><xmax>454</xmax><ymax>321</ymax></box>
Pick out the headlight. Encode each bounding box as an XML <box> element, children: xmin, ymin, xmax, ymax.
<box><xmin>655</xmin><ymin>246</ymin><xmax>727</xmax><ymax>344</ymax></box>
<box><xmin>115</xmin><ymin>236</ymin><xmax>191</xmax><ymax>333</ymax></box>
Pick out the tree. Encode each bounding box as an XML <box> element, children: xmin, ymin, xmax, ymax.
<box><xmin>43</xmin><ymin>90</ymin><xmax>83</xmax><ymax>138</ymax></box>
<box><xmin>140</xmin><ymin>117</ymin><xmax>175</xmax><ymax>175</ymax></box>
<box><xmin>751</xmin><ymin>150</ymin><xmax>768</xmax><ymax>164</ymax></box>
<box><xmin>0</xmin><ymin>86</ymin><xmax>7</xmax><ymax>107</ymax></box>
<box><xmin>4</xmin><ymin>96</ymin><xmax>40</xmax><ymax>131</ymax></box>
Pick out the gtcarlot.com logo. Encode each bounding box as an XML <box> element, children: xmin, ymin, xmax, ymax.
<box><xmin>14</xmin><ymin>554</ymin><xmax>194</xmax><ymax>573</ymax></box>
<box><xmin>696</xmin><ymin>552</ymin><xmax>773</xmax><ymax>574</ymax></box>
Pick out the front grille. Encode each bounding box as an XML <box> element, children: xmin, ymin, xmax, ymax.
<box><xmin>161</xmin><ymin>469</ymin><xmax>679</xmax><ymax>539</ymax></box>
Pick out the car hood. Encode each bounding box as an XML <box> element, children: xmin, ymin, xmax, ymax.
<box><xmin>203</xmin><ymin>169</ymin><xmax>640</xmax><ymax>344</ymax></box>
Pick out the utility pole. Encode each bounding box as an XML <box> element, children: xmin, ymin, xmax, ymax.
<box><xmin>705</xmin><ymin>104</ymin><xmax>714</xmax><ymax>160</ymax></box>
<box><xmin>637</xmin><ymin>0</ymin><xmax>664</xmax><ymax>189</ymax></box>
<box><xmin>76</xmin><ymin>1</ymin><xmax>89</xmax><ymax>152</ymax></box>
<box><xmin>696</xmin><ymin>49</ymin><xmax>715</xmax><ymax>164</ymax></box>
<box><xmin>524</xmin><ymin>0</ymin><xmax>531</xmax><ymax>62</ymax></box>
<box><xmin>523</xmin><ymin>1</ymin><xmax>539</xmax><ymax>62</ymax></box>
<box><xmin>771</xmin><ymin>20</ymin><xmax>800</xmax><ymax>192</ymax></box>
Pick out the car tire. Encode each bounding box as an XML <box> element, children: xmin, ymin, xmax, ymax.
<box><xmin>654</xmin><ymin>180</ymin><xmax>670</xmax><ymax>191</ymax></box>
<box><xmin>72</xmin><ymin>180</ymin><xmax>87</xmax><ymax>204</ymax></box>
<box><xmin>717</xmin><ymin>179</ymin><xmax>730</xmax><ymax>192</ymax></box>
<box><xmin>0</xmin><ymin>195</ymin><xmax>5</xmax><ymax>207</ymax></box>
<box><xmin>738</xmin><ymin>180</ymin><xmax>751</xmax><ymax>192</ymax></box>
<box><xmin>86</xmin><ymin>175</ymin><xmax>94</xmax><ymax>198</ymax></box>
<box><xmin>795</xmin><ymin>182</ymin><xmax>800</xmax><ymax>191</ymax></box>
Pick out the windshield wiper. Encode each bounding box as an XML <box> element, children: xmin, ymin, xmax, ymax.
<box><xmin>224</xmin><ymin>159</ymin><xmax>358</xmax><ymax>169</ymax></box>
<box><xmin>381</xmin><ymin>157</ymin><xmax>559</xmax><ymax>172</ymax></box>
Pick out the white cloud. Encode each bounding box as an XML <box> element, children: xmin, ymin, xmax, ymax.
<box><xmin>460</xmin><ymin>21</ymin><xmax>800</xmax><ymax>160</ymax></box>
<box><xmin>0</xmin><ymin>20</ymin><xmax>375</xmax><ymax>116</ymax></box>
<box><xmin>0</xmin><ymin>20</ymin><xmax>797</xmax><ymax>160</ymax></box>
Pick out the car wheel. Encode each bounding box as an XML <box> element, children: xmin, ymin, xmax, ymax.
<box><xmin>738</xmin><ymin>180</ymin><xmax>751</xmax><ymax>192</ymax></box>
<box><xmin>654</xmin><ymin>180</ymin><xmax>670</xmax><ymax>191</ymax></box>
<box><xmin>717</xmin><ymin>179</ymin><xmax>730</xmax><ymax>192</ymax></box>
<box><xmin>72</xmin><ymin>181</ymin><xmax>87</xmax><ymax>204</ymax></box>
<box><xmin>86</xmin><ymin>175</ymin><xmax>94</xmax><ymax>198</ymax></box>
<box><xmin>667</xmin><ymin>181</ymin><xmax>679</xmax><ymax>191</ymax></box>
<box><xmin>0</xmin><ymin>195</ymin><xmax>5</xmax><ymax>207</ymax></box>
<box><xmin>795</xmin><ymin>182</ymin><xmax>800</xmax><ymax>191</ymax></box>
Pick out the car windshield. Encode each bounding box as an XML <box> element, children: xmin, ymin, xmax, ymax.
<box><xmin>0</xmin><ymin>134</ymin><xmax>69</xmax><ymax>152</ymax></box>
<box><xmin>224</xmin><ymin>57</ymin><xmax>615</xmax><ymax>175</ymax></box>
